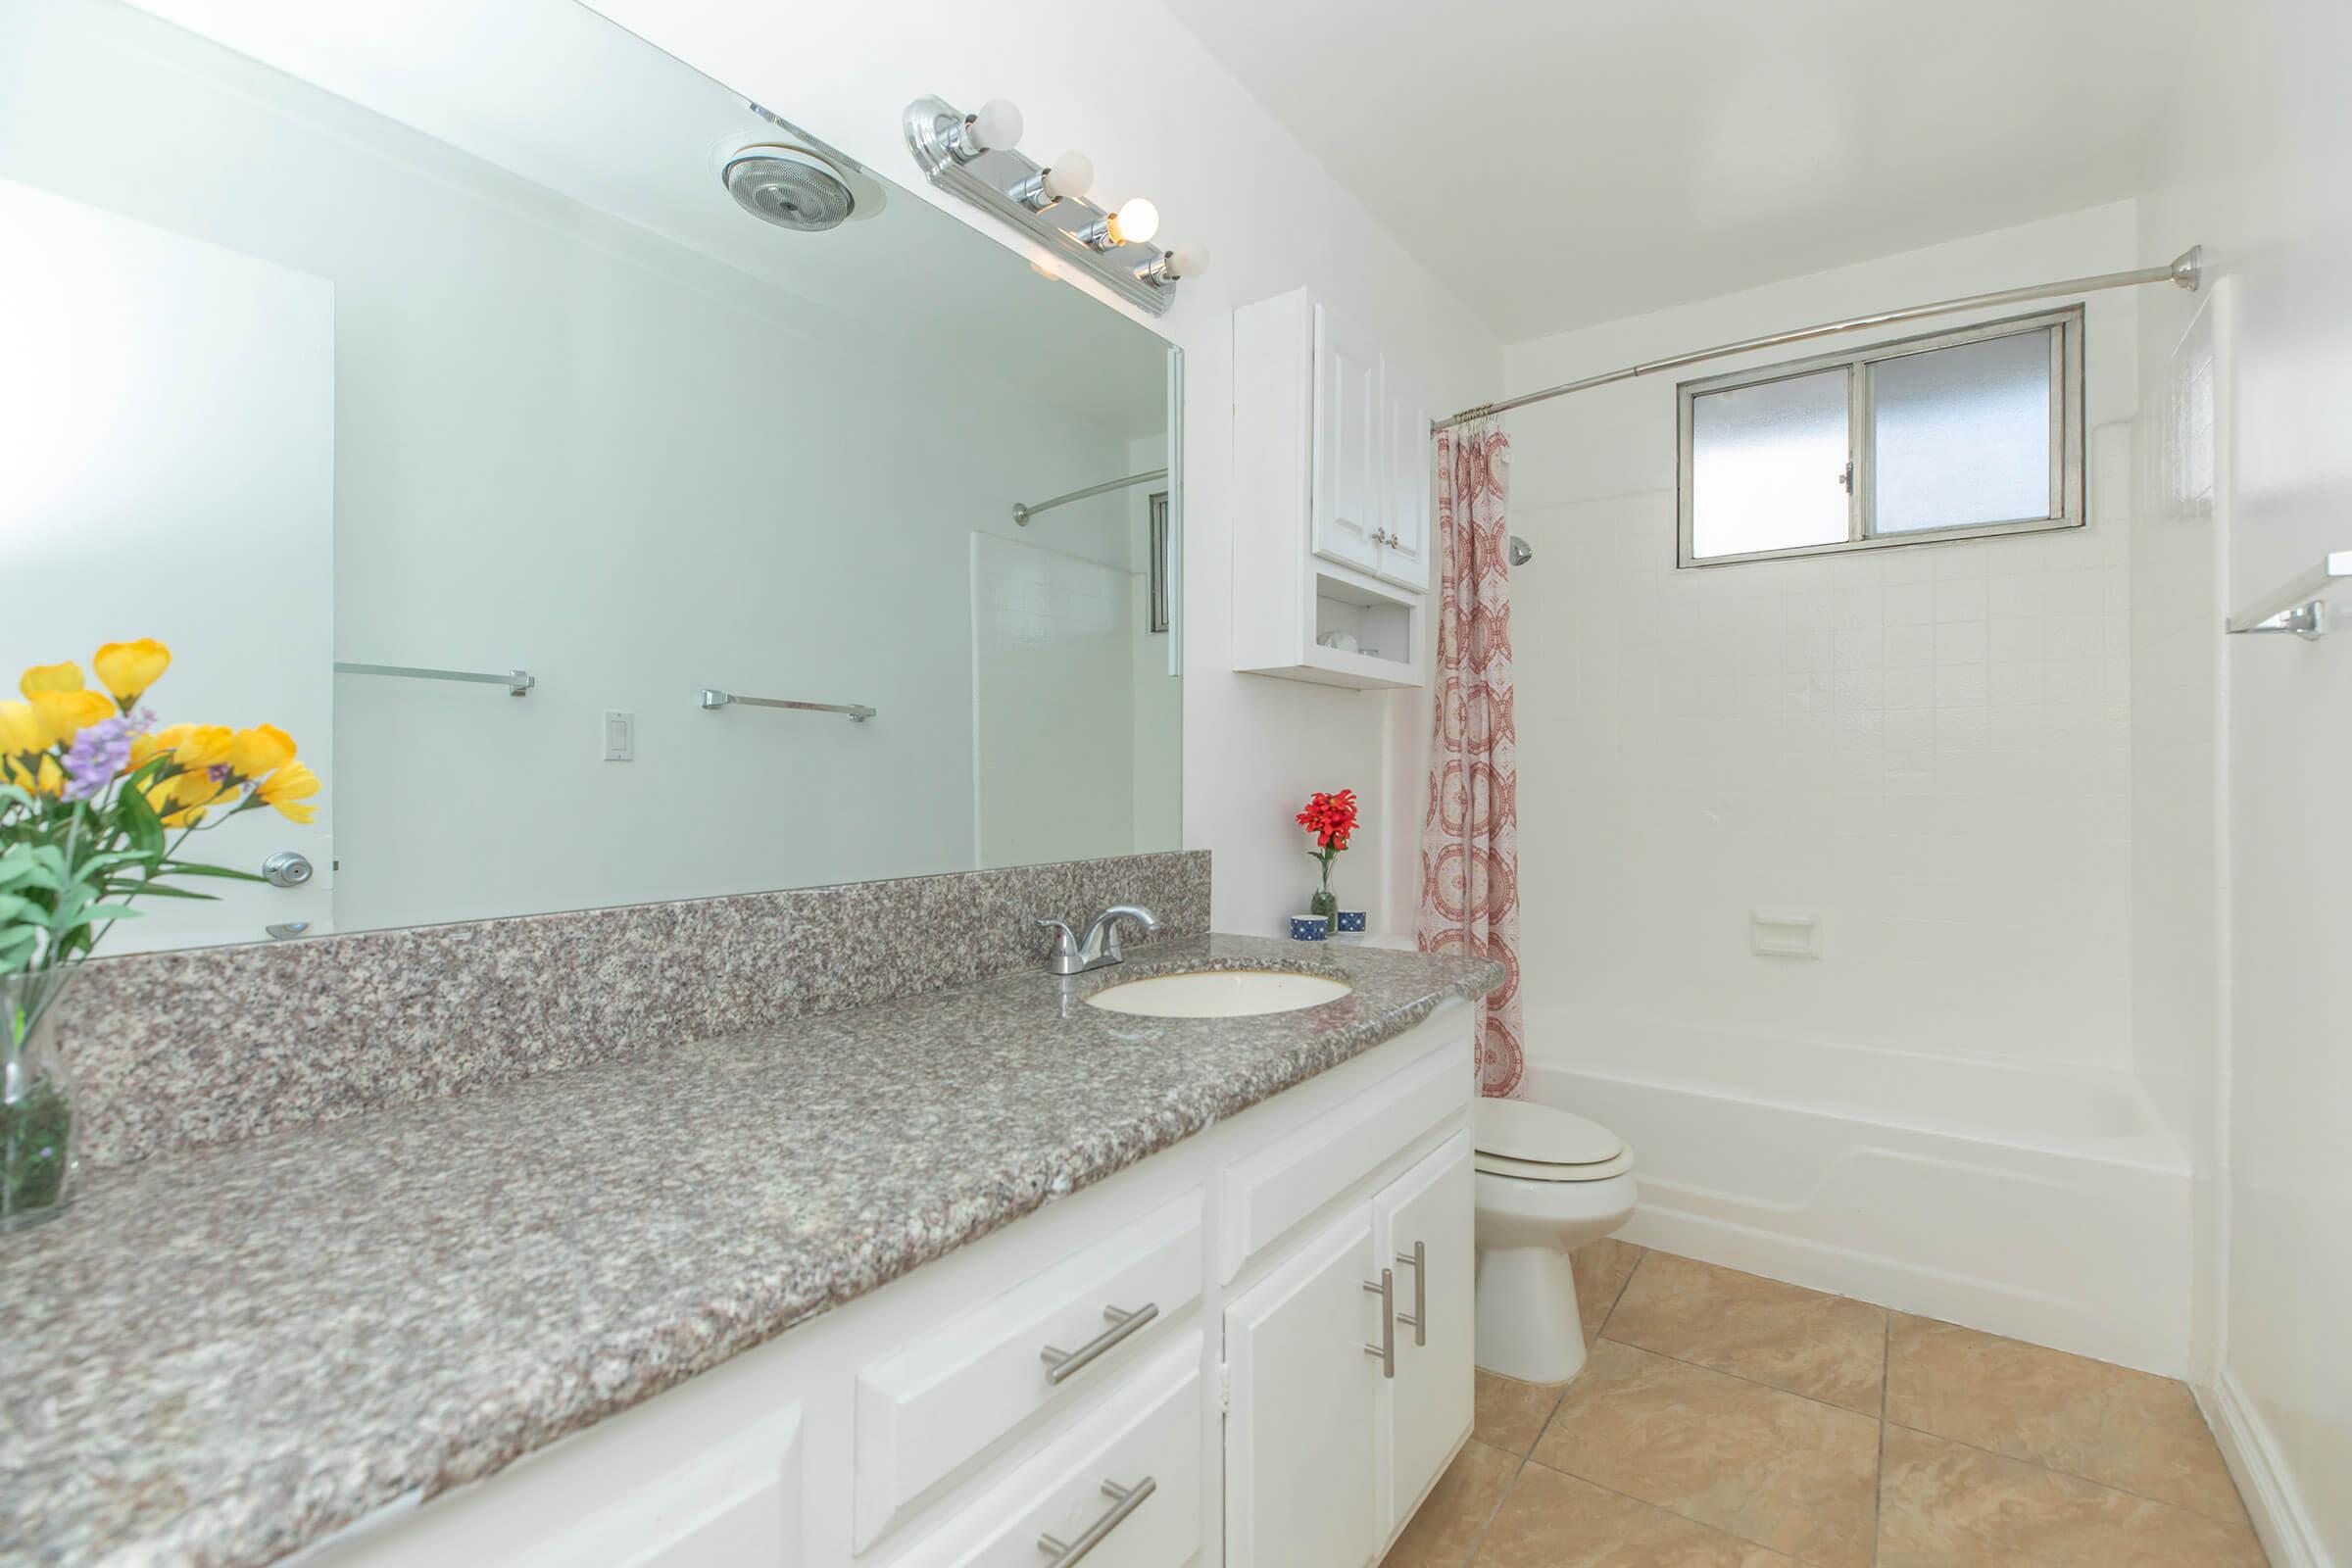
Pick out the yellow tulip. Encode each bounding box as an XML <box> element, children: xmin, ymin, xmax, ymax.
<box><xmin>129</xmin><ymin>724</ymin><xmax>193</xmax><ymax>771</ymax></box>
<box><xmin>19</xmin><ymin>662</ymin><xmax>83</xmax><ymax>698</ymax></box>
<box><xmin>147</xmin><ymin>770</ymin><xmax>229</xmax><ymax>826</ymax></box>
<box><xmin>226</xmin><ymin>723</ymin><xmax>296</xmax><ymax>780</ymax></box>
<box><xmin>91</xmin><ymin>638</ymin><xmax>171</xmax><ymax>705</ymax></box>
<box><xmin>0</xmin><ymin>700</ymin><xmax>44</xmax><ymax>758</ymax></box>
<box><xmin>257</xmin><ymin>760</ymin><xmax>321</xmax><ymax>823</ymax></box>
<box><xmin>10</xmin><ymin>755</ymin><xmax>69</xmax><ymax>798</ymax></box>
<box><xmin>27</xmin><ymin>688</ymin><xmax>115</xmax><ymax>747</ymax></box>
<box><xmin>171</xmin><ymin>725</ymin><xmax>234</xmax><ymax>769</ymax></box>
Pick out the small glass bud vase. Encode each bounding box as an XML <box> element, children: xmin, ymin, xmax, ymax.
<box><xmin>2</xmin><ymin>974</ymin><xmax>77</xmax><ymax>1233</ymax></box>
<box><xmin>1309</xmin><ymin>861</ymin><xmax>1340</xmax><ymax>931</ymax></box>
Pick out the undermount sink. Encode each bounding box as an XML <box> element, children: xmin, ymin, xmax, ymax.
<box><xmin>1084</xmin><ymin>969</ymin><xmax>1352</xmax><ymax>1018</ymax></box>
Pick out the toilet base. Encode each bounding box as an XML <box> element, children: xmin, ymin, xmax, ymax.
<box><xmin>1474</xmin><ymin>1242</ymin><xmax>1589</xmax><ymax>1384</ymax></box>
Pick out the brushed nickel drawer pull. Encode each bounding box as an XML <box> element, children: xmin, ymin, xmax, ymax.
<box><xmin>1363</xmin><ymin>1267</ymin><xmax>1396</xmax><ymax>1378</ymax></box>
<box><xmin>1396</xmin><ymin>1241</ymin><xmax>1427</xmax><ymax>1347</ymax></box>
<box><xmin>1040</xmin><ymin>1302</ymin><xmax>1158</xmax><ymax>1385</ymax></box>
<box><xmin>1037</xmin><ymin>1476</ymin><xmax>1157</xmax><ymax>1565</ymax></box>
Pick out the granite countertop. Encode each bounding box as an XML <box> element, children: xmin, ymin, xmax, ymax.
<box><xmin>1</xmin><ymin>934</ymin><xmax>1500</xmax><ymax>1567</ymax></box>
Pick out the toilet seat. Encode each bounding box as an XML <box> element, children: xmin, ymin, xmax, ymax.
<box><xmin>1473</xmin><ymin>1099</ymin><xmax>1633</xmax><ymax>1183</ymax></box>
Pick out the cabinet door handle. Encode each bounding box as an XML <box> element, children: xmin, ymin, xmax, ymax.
<box><xmin>1362</xmin><ymin>1267</ymin><xmax>1396</xmax><ymax>1378</ymax></box>
<box><xmin>1037</xmin><ymin>1476</ymin><xmax>1156</xmax><ymax>1566</ymax></box>
<box><xmin>1040</xmin><ymin>1301</ymin><xmax>1158</xmax><ymax>1385</ymax></box>
<box><xmin>1395</xmin><ymin>1241</ymin><xmax>1427</xmax><ymax>1348</ymax></box>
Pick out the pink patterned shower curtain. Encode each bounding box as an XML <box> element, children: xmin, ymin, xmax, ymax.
<box><xmin>1416</xmin><ymin>421</ymin><xmax>1523</xmax><ymax>1098</ymax></box>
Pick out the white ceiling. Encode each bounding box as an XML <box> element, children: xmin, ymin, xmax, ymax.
<box><xmin>1162</xmin><ymin>0</ymin><xmax>2205</xmax><ymax>342</ymax></box>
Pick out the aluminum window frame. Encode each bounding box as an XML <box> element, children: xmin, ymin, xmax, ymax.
<box><xmin>1676</xmin><ymin>305</ymin><xmax>2085</xmax><ymax>567</ymax></box>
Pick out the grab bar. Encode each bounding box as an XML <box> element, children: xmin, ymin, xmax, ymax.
<box><xmin>699</xmin><ymin>689</ymin><xmax>875</xmax><ymax>722</ymax></box>
<box><xmin>2226</xmin><ymin>551</ymin><xmax>2351</xmax><ymax>641</ymax></box>
<box><xmin>336</xmin><ymin>661</ymin><xmax>534</xmax><ymax>696</ymax></box>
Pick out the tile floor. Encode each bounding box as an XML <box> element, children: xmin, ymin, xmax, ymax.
<box><xmin>1384</xmin><ymin>1241</ymin><xmax>2266</xmax><ymax>1567</ymax></box>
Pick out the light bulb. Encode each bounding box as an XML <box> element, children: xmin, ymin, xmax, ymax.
<box><xmin>1042</xmin><ymin>152</ymin><xmax>1095</xmax><ymax>202</ymax></box>
<box><xmin>1162</xmin><ymin>244</ymin><xmax>1210</xmax><ymax>281</ymax></box>
<box><xmin>966</xmin><ymin>98</ymin><xmax>1023</xmax><ymax>153</ymax></box>
<box><xmin>1105</xmin><ymin>197</ymin><xmax>1159</xmax><ymax>246</ymax></box>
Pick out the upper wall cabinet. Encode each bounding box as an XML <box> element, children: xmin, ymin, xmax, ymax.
<box><xmin>1233</xmin><ymin>289</ymin><xmax>1433</xmax><ymax>691</ymax></box>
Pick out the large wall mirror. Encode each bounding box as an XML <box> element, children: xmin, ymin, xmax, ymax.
<box><xmin>0</xmin><ymin>0</ymin><xmax>1182</xmax><ymax>952</ymax></box>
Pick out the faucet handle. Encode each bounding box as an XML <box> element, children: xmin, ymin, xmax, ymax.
<box><xmin>1036</xmin><ymin>918</ymin><xmax>1082</xmax><ymax>959</ymax></box>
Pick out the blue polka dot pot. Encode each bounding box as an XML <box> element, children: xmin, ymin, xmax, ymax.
<box><xmin>1335</xmin><ymin>910</ymin><xmax>1367</xmax><ymax>933</ymax></box>
<box><xmin>1289</xmin><ymin>913</ymin><xmax>1331</xmax><ymax>941</ymax></box>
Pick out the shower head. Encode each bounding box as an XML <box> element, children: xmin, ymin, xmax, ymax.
<box><xmin>721</xmin><ymin>144</ymin><xmax>855</xmax><ymax>231</ymax></box>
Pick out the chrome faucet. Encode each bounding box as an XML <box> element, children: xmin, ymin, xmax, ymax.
<box><xmin>1038</xmin><ymin>905</ymin><xmax>1161</xmax><ymax>976</ymax></box>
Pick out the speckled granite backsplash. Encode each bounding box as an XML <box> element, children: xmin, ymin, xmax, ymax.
<box><xmin>57</xmin><ymin>850</ymin><xmax>1209</xmax><ymax>1169</ymax></box>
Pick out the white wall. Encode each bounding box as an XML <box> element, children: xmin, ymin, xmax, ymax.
<box><xmin>2134</xmin><ymin>1</ymin><xmax>2352</xmax><ymax>1559</ymax></box>
<box><xmin>1502</xmin><ymin>204</ymin><xmax>2143</xmax><ymax>1070</ymax></box>
<box><xmin>573</xmin><ymin>0</ymin><xmax>1504</xmax><ymax>939</ymax></box>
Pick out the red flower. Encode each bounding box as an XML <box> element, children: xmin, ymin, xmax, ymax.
<box><xmin>1295</xmin><ymin>789</ymin><xmax>1359</xmax><ymax>854</ymax></box>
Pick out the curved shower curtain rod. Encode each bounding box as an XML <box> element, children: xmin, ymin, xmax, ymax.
<box><xmin>1012</xmin><ymin>467</ymin><xmax>1169</xmax><ymax>525</ymax></box>
<box><xmin>1435</xmin><ymin>246</ymin><xmax>2204</xmax><ymax>432</ymax></box>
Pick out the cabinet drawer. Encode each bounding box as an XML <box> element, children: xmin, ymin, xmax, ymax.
<box><xmin>1219</xmin><ymin>1013</ymin><xmax>1470</xmax><ymax>1282</ymax></box>
<box><xmin>856</xmin><ymin>1189</ymin><xmax>1203</xmax><ymax>1549</ymax></box>
<box><xmin>892</xmin><ymin>1340</ymin><xmax>1203</xmax><ymax>1568</ymax></box>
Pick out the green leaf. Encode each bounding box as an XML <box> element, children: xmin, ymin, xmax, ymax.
<box><xmin>49</xmin><ymin>903</ymin><xmax>144</xmax><ymax>934</ymax></box>
<box><xmin>150</xmin><ymin>860</ymin><xmax>268</xmax><ymax>883</ymax></box>
<box><xmin>109</xmin><ymin>883</ymin><xmax>219</xmax><ymax>902</ymax></box>
<box><xmin>116</xmin><ymin>780</ymin><xmax>167</xmax><ymax>858</ymax></box>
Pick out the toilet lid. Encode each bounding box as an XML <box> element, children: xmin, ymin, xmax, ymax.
<box><xmin>1475</xmin><ymin>1099</ymin><xmax>1624</xmax><ymax>1167</ymax></box>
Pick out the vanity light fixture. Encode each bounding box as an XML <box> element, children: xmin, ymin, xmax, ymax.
<box><xmin>904</xmin><ymin>94</ymin><xmax>1192</xmax><ymax>316</ymax></box>
<box><xmin>1137</xmin><ymin>245</ymin><xmax>1210</xmax><ymax>287</ymax></box>
<box><xmin>1082</xmin><ymin>198</ymin><xmax>1158</xmax><ymax>250</ymax></box>
<box><xmin>944</xmin><ymin>98</ymin><xmax>1024</xmax><ymax>163</ymax></box>
<box><xmin>1010</xmin><ymin>152</ymin><xmax>1094</xmax><ymax>211</ymax></box>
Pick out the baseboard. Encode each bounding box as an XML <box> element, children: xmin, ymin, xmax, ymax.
<box><xmin>2201</xmin><ymin>1372</ymin><xmax>2330</xmax><ymax>1568</ymax></box>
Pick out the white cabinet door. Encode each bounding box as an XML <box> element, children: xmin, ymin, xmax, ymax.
<box><xmin>1372</xmin><ymin>1131</ymin><xmax>1476</xmax><ymax>1537</ymax></box>
<box><xmin>1375</xmin><ymin>359</ymin><xmax>1433</xmax><ymax>593</ymax></box>
<box><xmin>1223</xmin><ymin>1208</ymin><xmax>1380</xmax><ymax>1568</ymax></box>
<box><xmin>1311</xmin><ymin>303</ymin><xmax>1384</xmax><ymax>575</ymax></box>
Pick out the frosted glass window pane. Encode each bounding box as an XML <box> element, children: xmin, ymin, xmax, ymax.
<box><xmin>1871</xmin><ymin>329</ymin><xmax>2053</xmax><ymax>534</ymax></box>
<box><xmin>1690</xmin><ymin>368</ymin><xmax>1850</xmax><ymax>560</ymax></box>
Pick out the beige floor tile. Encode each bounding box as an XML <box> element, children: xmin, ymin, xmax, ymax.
<box><xmin>1879</xmin><ymin>1425</ymin><xmax>2268</xmax><ymax>1567</ymax></box>
<box><xmin>1469</xmin><ymin>1463</ymin><xmax>1798</xmax><ymax>1567</ymax></box>
<box><xmin>1886</xmin><ymin>1312</ymin><xmax>2247</xmax><ymax>1521</ymax></box>
<box><xmin>1601</xmin><ymin>1251</ymin><xmax>1888</xmax><ymax>1414</ymax></box>
<box><xmin>1531</xmin><ymin>1339</ymin><xmax>1880</xmax><ymax>1568</ymax></box>
<box><xmin>1382</xmin><ymin>1439</ymin><xmax>1519</xmax><ymax>1568</ymax></box>
<box><xmin>1574</xmin><ymin>1237</ymin><xmax>1645</xmax><ymax>1343</ymax></box>
<box><xmin>1475</xmin><ymin>1369</ymin><xmax>1568</xmax><ymax>1455</ymax></box>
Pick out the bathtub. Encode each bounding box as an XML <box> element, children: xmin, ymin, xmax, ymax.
<box><xmin>1522</xmin><ymin>1014</ymin><xmax>2193</xmax><ymax>1376</ymax></box>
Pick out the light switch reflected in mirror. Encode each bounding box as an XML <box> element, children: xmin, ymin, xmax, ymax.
<box><xmin>0</xmin><ymin>0</ymin><xmax>1181</xmax><ymax>954</ymax></box>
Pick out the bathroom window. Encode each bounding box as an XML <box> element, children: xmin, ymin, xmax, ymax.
<box><xmin>1677</xmin><ymin>307</ymin><xmax>2082</xmax><ymax>566</ymax></box>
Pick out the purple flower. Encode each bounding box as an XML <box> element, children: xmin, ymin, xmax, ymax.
<box><xmin>61</xmin><ymin>709</ymin><xmax>152</xmax><ymax>802</ymax></box>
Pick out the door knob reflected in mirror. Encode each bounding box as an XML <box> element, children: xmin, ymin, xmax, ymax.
<box><xmin>262</xmin><ymin>851</ymin><xmax>314</xmax><ymax>889</ymax></box>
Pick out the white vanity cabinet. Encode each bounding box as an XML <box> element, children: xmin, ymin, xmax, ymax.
<box><xmin>304</xmin><ymin>1001</ymin><xmax>1474</xmax><ymax>1568</ymax></box>
<box><xmin>1233</xmin><ymin>289</ymin><xmax>1435</xmax><ymax>691</ymax></box>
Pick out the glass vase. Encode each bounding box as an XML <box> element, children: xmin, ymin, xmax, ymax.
<box><xmin>1309</xmin><ymin>858</ymin><xmax>1339</xmax><ymax>931</ymax></box>
<box><xmin>2</xmin><ymin>972</ymin><xmax>78</xmax><ymax>1233</ymax></box>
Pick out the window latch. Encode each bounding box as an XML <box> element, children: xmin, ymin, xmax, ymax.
<box><xmin>1837</xmin><ymin>462</ymin><xmax>1854</xmax><ymax>493</ymax></box>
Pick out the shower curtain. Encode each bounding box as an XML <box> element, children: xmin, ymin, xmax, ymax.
<box><xmin>1416</xmin><ymin>420</ymin><xmax>1523</xmax><ymax>1098</ymax></box>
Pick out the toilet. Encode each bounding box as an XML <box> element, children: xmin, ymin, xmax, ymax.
<box><xmin>1472</xmin><ymin>1098</ymin><xmax>1639</xmax><ymax>1383</ymax></box>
